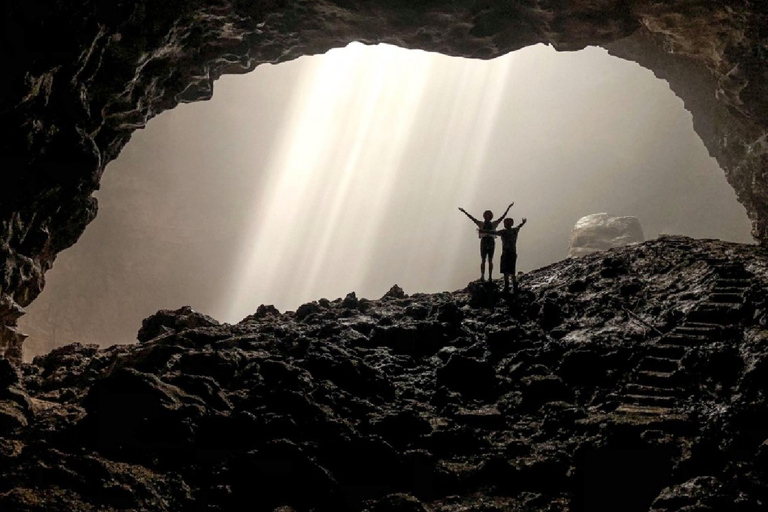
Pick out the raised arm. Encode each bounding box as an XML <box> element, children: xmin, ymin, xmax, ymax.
<box><xmin>518</xmin><ymin>218</ymin><xmax>527</xmax><ymax>229</ymax></box>
<box><xmin>494</xmin><ymin>202</ymin><xmax>514</xmax><ymax>224</ymax></box>
<box><xmin>458</xmin><ymin>207</ymin><xmax>480</xmax><ymax>224</ymax></box>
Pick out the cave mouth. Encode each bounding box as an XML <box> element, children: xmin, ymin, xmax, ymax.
<box><xmin>18</xmin><ymin>42</ymin><xmax>753</xmax><ymax>360</ymax></box>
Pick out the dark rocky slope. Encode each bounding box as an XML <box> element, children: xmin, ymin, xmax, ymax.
<box><xmin>1</xmin><ymin>236</ymin><xmax>767</xmax><ymax>511</ymax></box>
<box><xmin>2</xmin><ymin>0</ymin><xmax>768</xmax><ymax>360</ymax></box>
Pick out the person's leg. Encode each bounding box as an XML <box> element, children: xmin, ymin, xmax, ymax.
<box><xmin>511</xmin><ymin>254</ymin><xmax>518</xmax><ymax>292</ymax></box>
<box><xmin>487</xmin><ymin>240</ymin><xmax>495</xmax><ymax>282</ymax></box>
<box><xmin>480</xmin><ymin>238</ymin><xmax>492</xmax><ymax>281</ymax></box>
<box><xmin>504</xmin><ymin>273</ymin><xmax>510</xmax><ymax>292</ymax></box>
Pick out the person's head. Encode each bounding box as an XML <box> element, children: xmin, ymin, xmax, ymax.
<box><xmin>504</xmin><ymin>218</ymin><xmax>514</xmax><ymax>228</ymax></box>
<box><xmin>483</xmin><ymin>210</ymin><xmax>493</xmax><ymax>221</ymax></box>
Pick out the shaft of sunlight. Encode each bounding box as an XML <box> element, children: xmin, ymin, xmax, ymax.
<box><xmin>223</xmin><ymin>43</ymin><xmax>434</xmax><ymax>320</ymax></box>
<box><xmin>222</xmin><ymin>43</ymin><xmax>515</xmax><ymax>321</ymax></box>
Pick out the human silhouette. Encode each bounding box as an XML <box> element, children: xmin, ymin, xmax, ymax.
<box><xmin>458</xmin><ymin>203</ymin><xmax>514</xmax><ymax>282</ymax></box>
<box><xmin>494</xmin><ymin>217</ymin><xmax>527</xmax><ymax>293</ymax></box>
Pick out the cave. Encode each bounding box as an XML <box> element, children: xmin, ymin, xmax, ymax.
<box><xmin>1</xmin><ymin>4</ymin><xmax>768</xmax><ymax>509</ymax></box>
<box><xmin>14</xmin><ymin>41</ymin><xmax>754</xmax><ymax>359</ymax></box>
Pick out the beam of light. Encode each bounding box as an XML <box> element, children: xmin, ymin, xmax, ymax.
<box><xmin>220</xmin><ymin>43</ymin><xmax>515</xmax><ymax>321</ymax></box>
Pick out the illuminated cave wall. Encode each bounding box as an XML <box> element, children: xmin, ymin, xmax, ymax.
<box><xmin>1</xmin><ymin>0</ymin><xmax>766</xmax><ymax>361</ymax></box>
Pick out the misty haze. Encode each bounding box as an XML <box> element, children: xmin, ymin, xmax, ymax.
<box><xmin>19</xmin><ymin>43</ymin><xmax>753</xmax><ymax>359</ymax></box>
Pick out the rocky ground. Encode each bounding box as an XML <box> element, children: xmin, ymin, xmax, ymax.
<box><xmin>1</xmin><ymin>236</ymin><xmax>768</xmax><ymax>512</ymax></box>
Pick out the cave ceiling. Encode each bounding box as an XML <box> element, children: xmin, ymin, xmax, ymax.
<box><xmin>1</xmin><ymin>0</ymin><xmax>766</xmax><ymax>360</ymax></box>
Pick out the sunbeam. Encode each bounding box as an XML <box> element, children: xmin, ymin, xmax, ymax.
<box><xmin>222</xmin><ymin>43</ymin><xmax>516</xmax><ymax>321</ymax></box>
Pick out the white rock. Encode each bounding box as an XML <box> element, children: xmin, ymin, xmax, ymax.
<box><xmin>568</xmin><ymin>213</ymin><xmax>644</xmax><ymax>258</ymax></box>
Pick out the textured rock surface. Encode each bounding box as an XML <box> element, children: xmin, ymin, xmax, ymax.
<box><xmin>1</xmin><ymin>1</ymin><xmax>767</xmax><ymax>360</ymax></box>
<box><xmin>568</xmin><ymin>213</ymin><xmax>644</xmax><ymax>258</ymax></box>
<box><xmin>0</xmin><ymin>237</ymin><xmax>767</xmax><ymax>511</ymax></box>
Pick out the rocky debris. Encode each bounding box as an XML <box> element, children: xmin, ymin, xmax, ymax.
<box><xmin>137</xmin><ymin>306</ymin><xmax>220</xmax><ymax>343</ymax></box>
<box><xmin>568</xmin><ymin>213</ymin><xmax>644</xmax><ymax>258</ymax></box>
<box><xmin>2</xmin><ymin>0</ymin><xmax>768</xmax><ymax>360</ymax></box>
<box><xmin>0</xmin><ymin>237</ymin><xmax>767</xmax><ymax>511</ymax></box>
<box><xmin>382</xmin><ymin>285</ymin><xmax>407</xmax><ymax>300</ymax></box>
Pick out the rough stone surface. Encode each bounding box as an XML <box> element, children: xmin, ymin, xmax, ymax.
<box><xmin>0</xmin><ymin>237</ymin><xmax>766</xmax><ymax>510</ymax></box>
<box><xmin>568</xmin><ymin>213</ymin><xmax>644</xmax><ymax>258</ymax></box>
<box><xmin>1</xmin><ymin>0</ymin><xmax>767</xmax><ymax>358</ymax></box>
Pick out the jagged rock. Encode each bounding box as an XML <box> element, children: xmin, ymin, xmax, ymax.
<box><xmin>137</xmin><ymin>306</ymin><xmax>220</xmax><ymax>342</ymax></box>
<box><xmin>485</xmin><ymin>324</ymin><xmax>525</xmax><ymax>357</ymax></box>
<box><xmin>81</xmin><ymin>367</ymin><xmax>208</xmax><ymax>457</ymax></box>
<box><xmin>0</xmin><ymin>358</ymin><xmax>19</xmax><ymax>388</ymax></box>
<box><xmin>0</xmin><ymin>238</ymin><xmax>766</xmax><ymax>510</ymax></box>
<box><xmin>342</xmin><ymin>292</ymin><xmax>359</xmax><ymax>309</ymax></box>
<box><xmin>568</xmin><ymin>213</ymin><xmax>644</xmax><ymax>258</ymax></box>
<box><xmin>296</xmin><ymin>301</ymin><xmax>322</xmax><ymax>320</ymax></box>
<box><xmin>520</xmin><ymin>375</ymin><xmax>573</xmax><ymax>411</ymax></box>
<box><xmin>239</xmin><ymin>304</ymin><xmax>281</xmax><ymax>323</ymax></box>
<box><xmin>437</xmin><ymin>354</ymin><xmax>499</xmax><ymax>398</ymax></box>
<box><xmin>650</xmin><ymin>476</ymin><xmax>731</xmax><ymax>512</ymax></box>
<box><xmin>433</xmin><ymin>301</ymin><xmax>464</xmax><ymax>325</ymax></box>
<box><xmin>0</xmin><ymin>400</ymin><xmax>27</xmax><ymax>432</ymax></box>
<box><xmin>382</xmin><ymin>285</ymin><xmax>407</xmax><ymax>300</ymax></box>
<box><xmin>467</xmin><ymin>281</ymin><xmax>498</xmax><ymax>308</ymax></box>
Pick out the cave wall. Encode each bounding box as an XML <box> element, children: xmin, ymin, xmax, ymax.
<box><xmin>1</xmin><ymin>0</ymin><xmax>766</xmax><ymax>361</ymax></box>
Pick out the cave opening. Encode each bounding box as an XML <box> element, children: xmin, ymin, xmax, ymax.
<box><xmin>19</xmin><ymin>42</ymin><xmax>754</xmax><ymax>360</ymax></box>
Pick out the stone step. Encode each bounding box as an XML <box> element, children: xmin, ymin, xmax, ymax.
<box><xmin>714</xmin><ymin>278</ymin><xmax>751</xmax><ymax>289</ymax></box>
<box><xmin>615</xmin><ymin>404</ymin><xmax>675</xmax><ymax>416</ymax></box>
<box><xmin>709</xmin><ymin>293</ymin><xmax>745</xmax><ymax>304</ymax></box>
<box><xmin>687</xmin><ymin>302</ymin><xmax>743</xmax><ymax>324</ymax></box>
<box><xmin>635</xmin><ymin>370</ymin><xmax>679</xmax><ymax>387</ymax></box>
<box><xmin>622</xmin><ymin>394</ymin><xmax>677</xmax><ymax>407</ymax></box>
<box><xmin>625</xmin><ymin>383</ymin><xmax>683</xmax><ymax>397</ymax></box>
<box><xmin>681</xmin><ymin>322</ymin><xmax>734</xmax><ymax>333</ymax></box>
<box><xmin>648</xmin><ymin>344</ymin><xmax>687</xmax><ymax>359</ymax></box>
<box><xmin>711</xmin><ymin>286</ymin><xmax>747</xmax><ymax>295</ymax></box>
<box><xmin>713</xmin><ymin>267</ymin><xmax>751</xmax><ymax>279</ymax></box>
<box><xmin>639</xmin><ymin>356</ymin><xmax>680</xmax><ymax>373</ymax></box>
<box><xmin>702</xmin><ymin>257</ymin><xmax>728</xmax><ymax>263</ymax></box>
<box><xmin>673</xmin><ymin>324</ymin><xmax>720</xmax><ymax>336</ymax></box>
<box><xmin>661</xmin><ymin>333</ymin><xmax>709</xmax><ymax>346</ymax></box>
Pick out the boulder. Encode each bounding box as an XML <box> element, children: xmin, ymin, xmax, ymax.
<box><xmin>568</xmin><ymin>213</ymin><xmax>644</xmax><ymax>258</ymax></box>
<box><xmin>381</xmin><ymin>285</ymin><xmax>407</xmax><ymax>300</ymax></box>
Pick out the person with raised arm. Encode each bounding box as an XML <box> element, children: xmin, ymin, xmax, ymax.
<box><xmin>458</xmin><ymin>203</ymin><xmax>514</xmax><ymax>283</ymax></box>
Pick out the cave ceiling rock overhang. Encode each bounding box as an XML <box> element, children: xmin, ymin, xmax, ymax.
<box><xmin>1</xmin><ymin>0</ymin><xmax>766</xmax><ymax>361</ymax></box>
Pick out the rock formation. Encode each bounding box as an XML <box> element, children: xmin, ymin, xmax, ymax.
<box><xmin>568</xmin><ymin>213</ymin><xmax>644</xmax><ymax>258</ymax></box>
<box><xmin>1</xmin><ymin>236</ymin><xmax>767</xmax><ymax>510</ymax></box>
<box><xmin>1</xmin><ymin>0</ymin><xmax>768</xmax><ymax>359</ymax></box>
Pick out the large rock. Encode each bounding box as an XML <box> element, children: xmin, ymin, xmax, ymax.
<box><xmin>568</xmin><ymin>213</ymin><xmax>644</xmax><ymax>257</ymax></box>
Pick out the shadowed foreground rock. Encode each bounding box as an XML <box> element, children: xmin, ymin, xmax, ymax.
<box><xmin>1</xmin><ymin>237</ymin><xmax>768</xmax><ymax>511</ymax></box>
<box><xmin>2</xmin><ymin>0</ymin><xmax>768</xmax><ymax>361</ymax></box>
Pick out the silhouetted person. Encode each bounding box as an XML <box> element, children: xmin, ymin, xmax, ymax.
<box><xmin>458</xmin><ymin>203</ymin><xmax>514</xmax><ymax>282</ymax></box>
<box><xmin>494</xmin><ymin>217</ymin><xmax>527</xmax><ymax>293</ymax></box>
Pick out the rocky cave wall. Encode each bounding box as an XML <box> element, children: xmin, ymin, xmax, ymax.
<box><xmin>1</xmin><ymin>0</ymin><xmax>766</xmax><ymax>361</ymax></box>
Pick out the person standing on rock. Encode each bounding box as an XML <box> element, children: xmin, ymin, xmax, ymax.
<box><xmin>494</xmin><ymin>217</ymin><xmax>527</xmax><ymax>293</ymax></box>
<box><xmin>458</xmin><ymin>203</ymin><xmax>514</xmax><ymax>282</ymax></box>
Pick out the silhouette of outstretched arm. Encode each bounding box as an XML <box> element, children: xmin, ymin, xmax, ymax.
<box><xmin>458</xmin><ymin>207</ymin><xmax>480</xmax><ymax>224</ymax></box>
<box><xmin>518</xmin><ymin>218</ymin><xmax>527</xmax><ymax>229</ymax></box>
<box><xmin>494</xmin><ymin>203</ymin><xmax>514</xmax><ymax>224</ymax></box>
